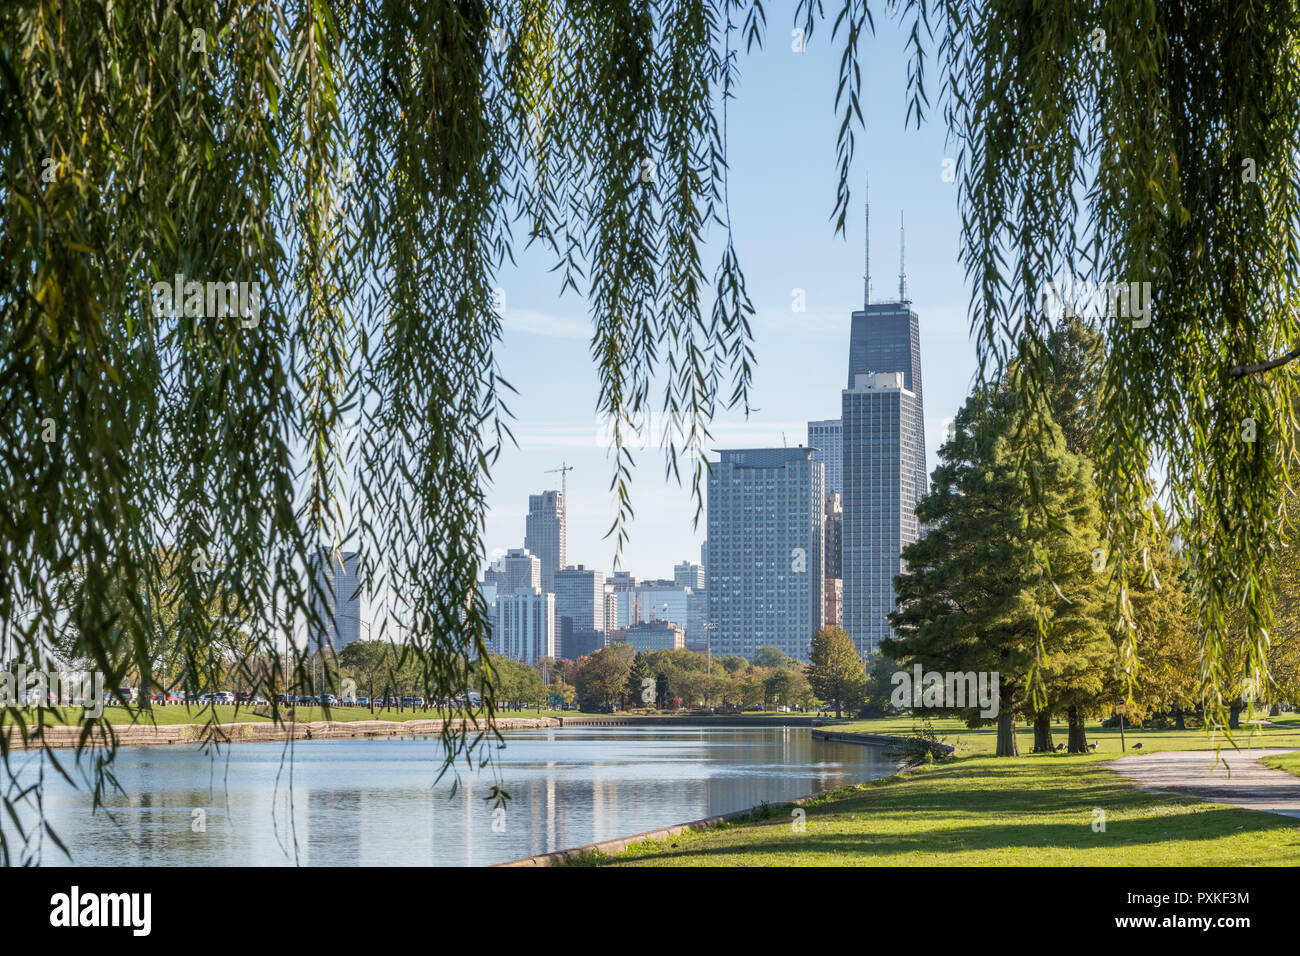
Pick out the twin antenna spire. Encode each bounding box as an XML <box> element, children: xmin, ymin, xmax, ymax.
<box><xmin>863</xmin><ymin>173</ymin><xmax>908</xmax><ymax>307</ymax></box>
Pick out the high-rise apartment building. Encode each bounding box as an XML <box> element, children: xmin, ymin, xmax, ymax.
<box><xmin>495</xmin><ymin>588</ymin><xmax>555</xmax><ymax>665</ymax></box>
<box><xmin>310</xmin><ymin>548</ymin><xmax>362</xmax><ymax>651</ymax></box>
<box><xmin>706</xmin><ymin>448</ymin><xmax>825</xmax><ymax>662</ymax></box>
<box><xmin>525</xmin><ymin>490</ymin><xmax>566</xmax><ymax>593</ymax></box>
<box><xmin>604</xmin><ymin>586</ymin><xmax>619</xmax><ymax>640</ymax></box>
<box><xmin>841</xmin><ymin>372</ymin><xmax>924</xmax><ymax>656</ymax></box>
<box><xmin>807</xmin><ymin>419</ymin><xmax>843</xmax><ymax>494</ymax></box>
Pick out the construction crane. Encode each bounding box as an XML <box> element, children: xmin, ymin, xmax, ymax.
<box><xmin>545</xmin><ymin>461</ymin><xmax>574</xmax><ymax>501</ymax></box>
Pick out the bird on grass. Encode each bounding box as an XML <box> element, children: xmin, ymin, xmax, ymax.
<box><xmin>1132</xmin><ymin>742</ymin><xmax>1144</xmax><ymax>750</ymax></box>
<box><xmin>1088</xmin><ymin>743</ymin><xmax>1098</xmax><ymax>750</ymax></box>
<box><xmin>1055</xmin><ymin>743</ymin><xmax>1065</xmax><ymax>751</ymax></box>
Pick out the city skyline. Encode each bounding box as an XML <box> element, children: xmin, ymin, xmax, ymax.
<box><xmin>479</xmin><ymin>28</ymin><xmax>972</xmax><ymax>581</ymax></box>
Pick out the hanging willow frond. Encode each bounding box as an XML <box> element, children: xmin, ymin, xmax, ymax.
<box><xmin>0</xmin><ymin>0</ymin><xmax>762</xmax><ymax>863</ymax></box>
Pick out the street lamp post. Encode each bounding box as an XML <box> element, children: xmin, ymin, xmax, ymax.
<box><xmin>701</xmin><ymin>621</ymin><xmax>717</xmax><ymax>709</ymax></box>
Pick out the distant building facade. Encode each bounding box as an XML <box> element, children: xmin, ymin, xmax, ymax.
<box><xmin>502</xmin><ymin>548</ymin><xmax>541</xmax><ymax>592</ymax></box>
<box><xmin>525</xmin><ymin>490</ymin><xmax>566</xmax><ymax>593</ymax></box>
<box><xmin>841</xmin><ymin>372</ymin><xmax>924</xmax><ymax>656</ymax></box>
<box><xmin>706</xmin><ymin>447</ymin><xmax>825</xmax><ymax>662</ymax></box>
<box><xmin>625</xmin><ymin>619</ymin><xmax>685</xmax><ymax>653</ymax></box>
<box><xmin>608</xmin><ymin>571</ymin><xmax>641</xmax><ymax>627</ymax></box>
<box><xmin>673</xmin><ymin>561</ymin><xmax>705</xmax><ymax>591</ymax></box>
<box><xmin>807</xmin><ymin>419</ymin><xmax>843</xmax><ymax>494</ymax></box>
<box><xmin>823</xmin><ymin>578</ymin><xmax>843</xmax><ymax>628</ymax></box>
<box><xmin>554</xmin><ymin>565</ymin><xmax>606</xmax><ymax>636</ymax></box>
<box><xmin>310</xmin><ymin>548</ymin><xmax>362</xmax><ymax>651</ymax></box>
<box><xmin>495</xmin><ymin>588</ymin><xmax>555</xmax><ymax>665</ymax></box>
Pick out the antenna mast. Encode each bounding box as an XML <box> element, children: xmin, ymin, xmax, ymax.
<box><xmin>898</xmin><ymin>211</ymin><xmax>908</xmax><ymax>303</ymax></box>
<box><xmin>864</xmin><ymin>173</ymin><xmax>871</xmax><ymax>308</ymax></box>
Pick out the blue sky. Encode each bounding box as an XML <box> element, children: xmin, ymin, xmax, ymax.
<box><xmin>484</xmin><ymin>9</ymin><xmax>978</xmax><ymax>581</ymax></box>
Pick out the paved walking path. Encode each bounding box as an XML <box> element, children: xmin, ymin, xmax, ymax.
<box><xmin>1109</xmin><ymin>748</ymin><xmax>1300</xmax><ymax>820</ymax></box>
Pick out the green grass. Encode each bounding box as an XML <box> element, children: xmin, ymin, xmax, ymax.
<box><xmin>576</xmin><ymin>751</ymin><xmax>1300</xmax><ymax>867</ymax></box>
<box><xmin>1261</xmin><ymin>752</ymin><xmax>1300</xmax><ymax>778</ymax></box>
<box><xmin>829</xmin><ymin>714</ymin><xmax>1300</xmax><ymax>756</ymax></box>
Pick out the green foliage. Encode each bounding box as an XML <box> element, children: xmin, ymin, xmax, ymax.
<box><xmin>626</xmin><ymin>651</ymin><xmax>653</xmax><ymax>707</ymax></box>
<box><xmin>805</xmin><ymin>626</ymin><xmax>866</xmax><ymax>718</ymax></box>
<box><xmin>576</xmin><ymin>644</ymin><xmax>636</xmax><ymax>710</ymax></box>
<box><xmin>886</xmin><ymin>391</ymin><xmax>1107</xmax><ymax>747</ymax></box>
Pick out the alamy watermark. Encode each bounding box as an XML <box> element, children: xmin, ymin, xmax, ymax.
<box><xmin>0</xmin><ymin>666</ymin><xmax>104</xmax><ymax>718</ymax></box>
<box><xmin>150</xmin><ymin>274</ymin><xmax>262</xmax><ymax>327</ymax></box>
<box><xmin>1039</xmin><ymin>277</ymin><xmax>1153</xmax><ymax>328</ymax></box>
<box><xmin>891</xmin><ymin>665</ymin><xmax>1000</xmax><ymax>718</ymax></box>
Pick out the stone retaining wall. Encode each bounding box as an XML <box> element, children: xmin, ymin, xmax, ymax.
<box><xmin>0</xmin><ymin>715</ymin><xmax>560</xmax><ymax>750</ymax></box>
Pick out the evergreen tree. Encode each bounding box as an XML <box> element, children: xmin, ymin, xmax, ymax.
<box><xmin>626</xmin><ymin>651</ymin><xmax>653</xmax><ymax>709</ymax></box>
<box><xmin>887</xmin><ymin>394</ymin><xmax>1106</xmax><ymax>756</ymax></box>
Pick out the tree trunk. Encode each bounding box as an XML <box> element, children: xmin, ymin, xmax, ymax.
<box><xmin>1032</xmin><ymin>711</ymin><xmax>1054</xmax><ymax>753</ymax></box>
<box><xmin>995</xmin><ymin>687</ymin><xmax>1018</xmax><ymax>756</ymax></box>
<box><xmin>1229</xmin><ymin>698</ymin><xmax>1242</xmax><ymax>729</ymax></box>
<box><xmin>1067</xmin><ymin>706</ymin><xmax>1088</xmax><ymax>753</ymax></box>
<box><xmin>1173</xmin><ymin>706</ymin><xmax>1185</xmax><ymax>730</ymax></box>
<box><xmin>1270</xmin><ymin>702</ymin><xmax>1281</xmax><ymax>717</ymax></box>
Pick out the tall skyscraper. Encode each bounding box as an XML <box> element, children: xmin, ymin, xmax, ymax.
<box><xmin>502</xmin><ymin>548</ymin><xmax>541</xmax><ymax>592</ymax></box>
<box><xmin>838</xmin><ymin>192</ymin><xmax>928</xmax><ymax>657</ymax></box>
<box><xmin>310</xmin><ymin>548</ymin><xmax>362</xmax><ymax>651</ymax></box>
<box><xmin>706</xmin><ymin>448</ymin><xmax>825</xmax><ymax>662</ymax></box>
<box><xmin>495</xmin><ymin>588</ymin><xmax>555</xmax><ymax>665</ymax></box>
<box><xmin>846</xmin><ymin>206</ymin><xmax>927</xmax><ymax>506</ymax></box>
<box><xmin>842</xmin><ymin>372</ymin><xmax>924</xmax><ymax>656</ymax></box>
<box><xmin>525</xmin><ymin>490</ymin><xmax>566</xmax><ymax>593</ymax></box>
<box><xmin>807</xmin><ymin>419</ymin><xmax>843</xmax><ymax>494</ymax></box>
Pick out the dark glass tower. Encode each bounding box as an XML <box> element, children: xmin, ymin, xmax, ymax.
<box><xmin>839</xmin><ymin>200</ymin><xmax>928</xmax><ymax>656</ymax></box>
<box><xmin>846</xmin><ymin>301</ymin><xmax>926</xmax><ymax>506</ymax></box>
<box><xmin>846</xmin><ymin>207</ymin><xmax>927</xmax><ymax>506</ymax></box>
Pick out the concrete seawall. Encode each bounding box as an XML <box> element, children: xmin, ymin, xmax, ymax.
<box><xmin>0</xmin><ymin>715</ymin><xmax>561</xmax><ymax>751</ymax></box>
<box><xmin>811</xmin><ymin>728</ymin><xmax>956</xmax><ymax>754</ymax></box>
<box><xmin>0</xmin><ymin>713</ymin><xmax>837</xmax><ymax>751</ymax></box>
<box><xmin>557</xmin><ymin>715</ymin><xmax>833</xmax><ymax>728</ymax></box>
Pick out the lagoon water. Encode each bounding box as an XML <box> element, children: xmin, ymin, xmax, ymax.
<box><xmin>7</xmin><ymin>726</ymin><xmax>897</xmax><ymax>866</ymax></box>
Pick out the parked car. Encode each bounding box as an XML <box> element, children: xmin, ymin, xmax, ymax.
<box><xmin>356</xmin><ymin>696</ymin><xmax>369</xmax><ymax>707</ymax></box>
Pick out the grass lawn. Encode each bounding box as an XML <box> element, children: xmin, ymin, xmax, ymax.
<box><xmin>829</xmin><ymin>714</ymin><xmax>1300</xmax><ymax>756</ymax></box>
<box><xmin>1261</xmin><ymin>752</ymin><xmax>1300</xmax><ymax>777</ymax></box>
<box><xmin>576</xmin><ymin>751</ymin><xmax>1300</xmax><ymax>867</ymax></box>
<box><xmin>568</xmin><ymin>714</ymin><xmax>1300</xmax><ymax>867</ymax></box>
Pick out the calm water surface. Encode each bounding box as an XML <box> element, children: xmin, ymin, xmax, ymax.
<box><xmin>9</xmin><ymin>726</ymin><xmax>897</xmax><ymax>866</ymax></box>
